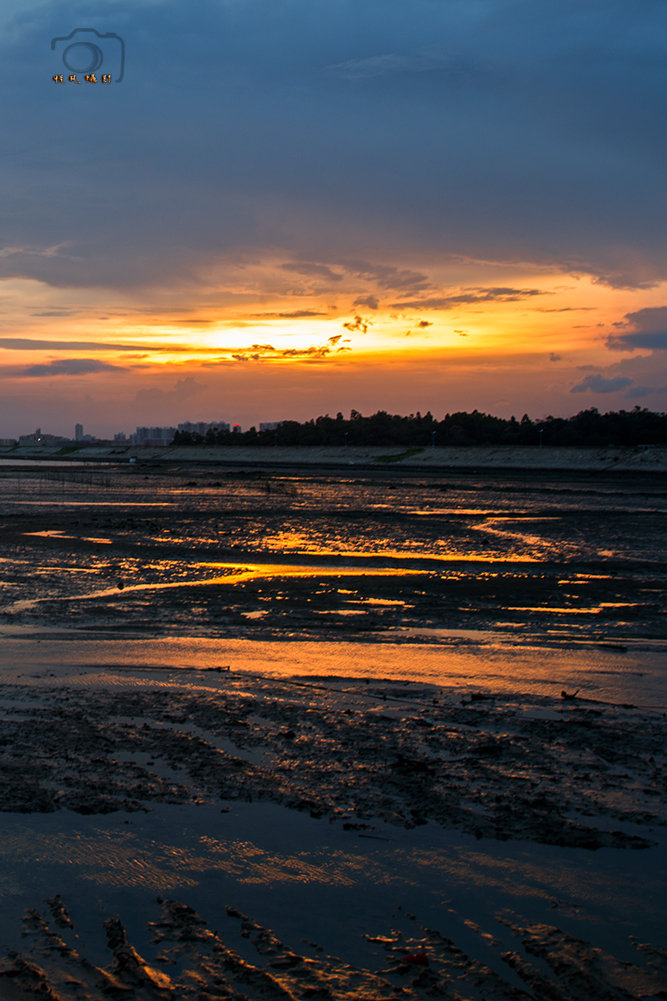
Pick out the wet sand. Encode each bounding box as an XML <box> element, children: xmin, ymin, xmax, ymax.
<box><xmin>0</xmin><ymin>465</ymin><xmax>665</xmax><ymax>998</ymax></box>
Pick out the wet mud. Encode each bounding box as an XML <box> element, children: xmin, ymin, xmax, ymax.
<box><xmin>0</xmin><ymin>673</ymin><xmax>665</xmax><ymax>998</ymax></box>
<box><xmin>0</xmin><ymin>464</ymin><xmax>666</xmax><ymax>647</ymax></box>
<box><xmin>2</xmin><ymin>892</ymin><xmax>667</xmax><ymax>1000</ymax></box>
<box><xmin>0</xmin><ymin>675</ymin><xmax>663</xmax><ymax>850</ymax></box>
<box><xmin>0</xmin><ymin>464</ymin><xmax>666</xmax><ymax>999</ymax></box>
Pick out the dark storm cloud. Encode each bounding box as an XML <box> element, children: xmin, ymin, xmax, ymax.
<box><xmin>23</xmin><ymin>358</ymin><xmax>121</xmax><ymax>377</ymax></box>
<box><xmin>570</xmin><ymin>374</ymin><xmax>633</xmax><ymax>394</ymax></box>
<box><xmin>3</xmin><ymin>0</ymin><xmax>667</xmax><ymax>291</ymax></box>
<box><xmin>607</xmin><ymin>307</ymin><xmax>667</xmax><ymax>351</ymax></box>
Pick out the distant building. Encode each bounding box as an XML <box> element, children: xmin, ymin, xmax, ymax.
<box><xmin>259</xmin><ymin>421</ymin><xmax>281</xmax><ymax>432</ymax></box>
<box><xmin>18</xmin><ymin>428</ymin><xmax>69</xmax><ymax>446</ymax></box>
<box><xmin>74</xmin><ymin>423</ymin><xmax>96</xmax><ymax>443</ymax></box>
<box><xmin>114</xmin><ymin>432</ymin><xmax>127</xmax><ymax>442</ymax></box>
<box><xmin>131</xmin><ymin>426</ymin><xmax>177</xmax><ymax>447</ymax></box>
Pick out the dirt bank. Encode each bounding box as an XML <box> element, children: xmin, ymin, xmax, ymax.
<box><xmin>2</xmin><ymin>443</ymin><xmax>667</xmax><ymax>472</ymax></box>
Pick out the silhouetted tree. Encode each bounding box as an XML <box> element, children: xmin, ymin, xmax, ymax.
<box><xmin>169</xmin><ymin>407</ymin><xmax>667</xmax><ymax>448</ymax></box>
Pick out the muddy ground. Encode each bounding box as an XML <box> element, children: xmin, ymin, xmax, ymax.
<box><xmin>0</xmin><ymin>670</ymin><xmax>665</xmax><ymax>1000</ymax></box>
<box><xmin>0</xmin><ymin>673</ymin><xmax>663</xmax><ymax>850</ymax></box>
<box><xmin>0</xmin><ymin>464</ymin><xmax>666</xmax><ymax>999</ymax></box>
<box><xmin>0</xmin><ymin>464</ymin><xmax>666</xmax><ymax>646</ymax></box>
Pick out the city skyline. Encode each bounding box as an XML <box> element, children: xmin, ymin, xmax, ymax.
<box><xmin>7</xmin><ymin>419</ymin><xmax>235</xmax><ymax>446</ymax></box>
<box><xmin>1</xmin><ymin>1</ymin><xmax>667</xmax><ymax>436</ymax></box>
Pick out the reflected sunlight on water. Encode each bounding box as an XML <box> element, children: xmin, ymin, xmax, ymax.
<box><xmin>1</xmin><ymin>631</ymin><xmax>665</xmax><ymax>707</ymax></box>
<box><xmin>1</xmin><ymin>464</ymin><xmax>666</xmax><ymax>704</ymax></box>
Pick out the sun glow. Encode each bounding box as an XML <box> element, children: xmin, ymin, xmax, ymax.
<box><xmin>117</xmin><ymin>270</ymin><xmax>661</xmax><ymax>366</ymax></box>
<box><xmin>3</xmin><ymin>264</ymin><xmax>667</xmax><ymax>437</ymax></box>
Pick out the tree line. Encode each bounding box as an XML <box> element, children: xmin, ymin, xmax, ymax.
<box><xmin>171</xmin><ymin>407</ymin><xmax>667</xmax><ymax>449</ymax></box>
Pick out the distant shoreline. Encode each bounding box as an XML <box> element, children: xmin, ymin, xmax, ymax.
<box><xmin>2</xmin><ymin>442</ymin><xmax>667</xmax><ymax>472</ymax></box>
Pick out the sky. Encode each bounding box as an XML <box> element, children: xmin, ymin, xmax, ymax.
<box><xmin>1</xmin><ymin>0</ymin><xmax>667</xmax><ymax>437</ymax></box>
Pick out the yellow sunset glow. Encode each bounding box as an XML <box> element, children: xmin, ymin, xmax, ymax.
<box><xmin>1</xmin><ymin>264</ymin><xmax>664</xmax><ymax>437</ymax></box>
<box><xmin>93</xmin><ymin>273</ymin><xmax>660</xmax><ymax>368</ymax></box>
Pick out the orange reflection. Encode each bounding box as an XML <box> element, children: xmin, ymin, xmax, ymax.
<box><xmin>3</xmin><ymin>562</ymin><xmax>430</xmax><ymax>615</ymax></box>
<box><xmin>243</xmin><ymin>533</ymin><xmax>539</xmax><ymax>564</ymax></box>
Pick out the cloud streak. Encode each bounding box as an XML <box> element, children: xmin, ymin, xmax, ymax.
<box><xmin>391</xmin><ymin>288</ymin><xmax>546</xmax><ymax>310</ymax></box>
<box><xmin>23</xmin><ymin>358</ymin><xmax>122</xmax><ymax>377</ymax></box>
<box><xmin>0</xmin><ymin>338</ymin><xmax>150</xmax><ymax>351</ymax></box>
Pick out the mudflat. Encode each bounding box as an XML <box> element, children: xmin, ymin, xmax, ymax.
<box><xmin>0</xmin><ymin>463</ymin><xmax>665</xmax><ymax>999</ymax></box>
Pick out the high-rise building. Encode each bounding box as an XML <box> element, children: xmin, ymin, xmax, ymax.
<box><xmin>131</xmin><ymin>426</ymin><xmax>177</xmax><ymax>447</ymax></box>
<box><xmin>75</xmin><ymin>423</ymin><xmax>84</xmax><ymax>441</ymax></box>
